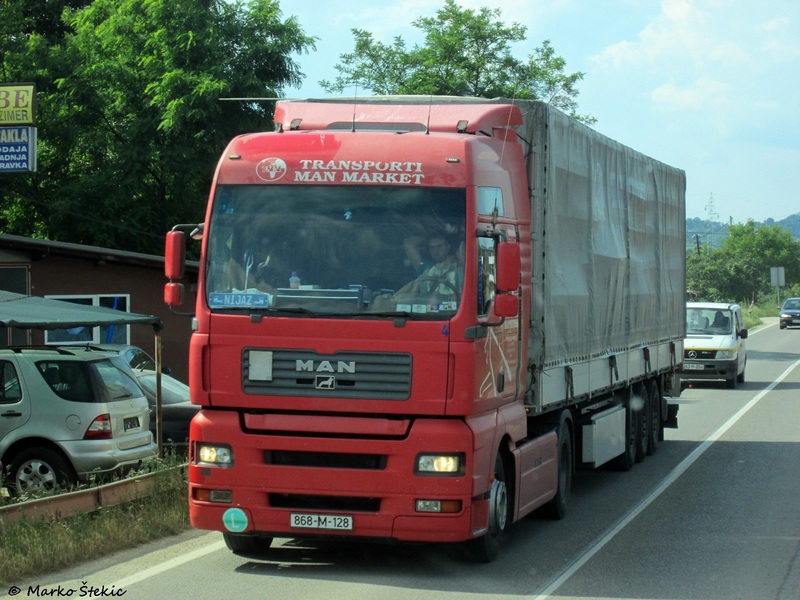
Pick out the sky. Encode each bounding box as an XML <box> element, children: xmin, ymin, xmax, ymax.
<box><xmin>274</xmin><ymin>0</ymin><xmax>800</xmax><ymax>225</ymax></box>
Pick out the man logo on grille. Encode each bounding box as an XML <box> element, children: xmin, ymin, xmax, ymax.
<box><xmin>316</xmin><ymin>375</ymin><xmax>336</xmax><ymax>390</ymax></box>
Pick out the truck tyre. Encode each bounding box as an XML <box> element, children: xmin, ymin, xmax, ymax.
<box><xmin>635</xmin><ymin>384</ymin><xmax>648</xmax><ymax>464</ymax></box>
<box><xmin>469</xmin><ymin>453</ymin><xmax>508</xmax><ymax>563</ymax></box>
<box><xmin>613</xmin><ymin>392</ymin><xmax>637</xmax><ymax>472</ymax></box>
<box><xmin>541</xmin><ymin>421</ymin><xmax>572</xmax><ymax>520</ymax></box>
<box><xmin>646</xmin><ymin>379</ymin><xmax>660</xmax><ymax>455</ymax></box>
<box><xmin>6</xmin><ymin>447</ymin><xmax>77</xmax><ymax>496</ymax></box>
<box><xmin>223</xmin><ymin>533</ymin><xmax>274</xmax><ymax>556</ymax></box>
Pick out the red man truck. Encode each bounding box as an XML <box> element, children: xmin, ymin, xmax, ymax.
<box><xmin>164</xmin><ymin>97</ymin><xmax>686</xmax><ymax>562</ymax></box>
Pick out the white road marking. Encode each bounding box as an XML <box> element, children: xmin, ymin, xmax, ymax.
<box><xmin>531</xmin><ymin>354</ymin><xmax>800</xmax><ymax>600</ymax></box>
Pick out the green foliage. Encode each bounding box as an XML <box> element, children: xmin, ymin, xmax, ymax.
<box><xmin>687</xmin><ymin>220</ymin><xmax>800</xmax><ymax>304</ymax></box>
<box><xmin>0</xmin><ymin>0</ymin><xmax>316</xmax><ymax>254</ymax></box>
<box><xmin>320</xmin><ymin>0</ymin><xmax>594</xmax><ymax>123</ymax></box>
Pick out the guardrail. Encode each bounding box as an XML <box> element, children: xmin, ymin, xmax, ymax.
<box><xmin>0</xmin><ymin>468</ymin><xmax>184</xmax><ymax>525</ymax></box>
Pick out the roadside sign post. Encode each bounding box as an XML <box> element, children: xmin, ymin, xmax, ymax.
<box><xmin>771</xmin><ymin>266</ymin><xmax>785</xmax><ymax>306</ymax></box>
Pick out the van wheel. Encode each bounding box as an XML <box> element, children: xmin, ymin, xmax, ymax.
<box><xmin>469</xmin><ymin>453</ymin><xmax>508</xmax><ymax>562</ymax></box>
<box><xmin>737</xmin><ymin>362</ymin><xmax>746</xmax><ymax>384</ymax></box>
<box><xmin>726</xmin><ymin>376</ymin><xmax>736</xmax><ymax>389</ymax></box>
<box><xmin>7</xmin><ymin>447</ymin><xmax>77</xmax><ymax>496</ymax></box>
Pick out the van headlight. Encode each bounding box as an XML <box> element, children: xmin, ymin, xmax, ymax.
<box><xmin>715</xmin><ymin>350</ymin><xmax>736</xmax><ymax>360</ymax></box>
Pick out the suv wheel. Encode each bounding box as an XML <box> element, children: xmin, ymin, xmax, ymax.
<box><xmin>7</xmin><ymin>447</ymin><xmax>77</xmax><ymax>496</ymax></box>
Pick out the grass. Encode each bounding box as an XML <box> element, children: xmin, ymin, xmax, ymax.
<box><xmin>742</xmin><ymin>303</ymin><xmax>774</xmax><ymax>330</ymax></box>
<box><xmin>0</xmin><ymin>456</ymin><xmax>191</xmax><ymax>587</ymax></box>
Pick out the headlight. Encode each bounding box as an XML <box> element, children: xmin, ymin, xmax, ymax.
<box><xmin>715</xmin><ymin>350</ymin><xmax>736</xmax><ymax>360</ymax></box>
<box><xmin>415</xmin><ymin>453</ymin><xmax>464</xmax><ymax>476</ymax></box>
<box><xmin>196</xmin><ymin>443</ymin><xmax>233</xmax><ymax>467</ymax></box>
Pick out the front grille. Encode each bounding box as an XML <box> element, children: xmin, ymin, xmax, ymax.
<box><xmin>269</xmin><ymin>493</ymin><xmax>380</xmax><ymax>512</ymax></box>
<box><xmin>685</xmin><ymin>350</ymin><xmax>716</xmax><ymax>360</ymax></box>
<box><xmin>266</xmin><ymin>450</ymin><xmax>387</xmax><ymax>470</ymax></box>
<box><xmin>243</xmin><ymin>349</ymin><xmax>411</xmax><ymax>400</ymax></box>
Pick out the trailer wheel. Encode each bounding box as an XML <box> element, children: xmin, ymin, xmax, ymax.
<box><xmin>223</xmin><ymin>533</ymin><xmax>274</xmax><ymax>557</ymax></box>
<box><xmin>646</xmin><ymin>379</ymin><xmax>661</xmax><ymax>455</ymax></box>
<box><xmin>541</xmin><ymin>421</ymin><xmax>572</xmax><ymax>520</ymax></box>
<box><xmin>613</xmin><ymin>391</ymin><xmax>637</xmax><ymax>472</ymax></box>
<box><xmin>469</xmin><ymin>453</ymin><xmax>508</xmax><ymax>563</ymax></box>
<box><xmin>635</xmin><ymin>384</ymin><xmax>648</xmax><ymax>464</ymax></box>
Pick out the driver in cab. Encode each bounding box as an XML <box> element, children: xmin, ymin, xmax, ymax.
<box><xmin>400</xmin><ymin>232</ymin><xmax>458</xmax><ymax>296</ymax></box>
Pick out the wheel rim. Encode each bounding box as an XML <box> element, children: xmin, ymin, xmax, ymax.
<box><xmin>488</xmin><ymin>478</ymin><xmax>508</xmax><ymax>534</ymax></box>
<box><xmin>17</xmin><ymin>459</ymin><xmax>58</xmax><ymax>492</ymax></box>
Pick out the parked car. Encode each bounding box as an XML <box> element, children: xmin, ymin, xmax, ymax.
<box><xmin>67</xmin><ymin>344</ymin><xmax>196</xmax><ymax>450</ymax></box>
<box><xmin>133</xmin><ymin>370</ymin><xmax>197</xmax><ymax>451</ymax></box>
<box><xmin>779</xmin><ymin>297</ymin><xmax>800</xmax><ymax>330</ymax></box>
<box><xmin>0</xmin><ymin>347</ymin><xmax>157</xmax><ymax>495</ymax></box>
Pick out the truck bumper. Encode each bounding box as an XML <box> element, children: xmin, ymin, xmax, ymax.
<box><xmin>187</xmin><ymin>410</ymin><xmax>485</xmax><ymax>544</ymax></box>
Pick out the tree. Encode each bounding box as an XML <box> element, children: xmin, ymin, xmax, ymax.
<box><xmin>320</xmin><ymin>0</ymin><xmax>594</xmax><ymax>123</ymax></box>
<box><xmin>0</xmin><ymin>0</ymin><xmax>316</xmax><ymax>254</ymax></box>
<box><xmin>687</xmin><ymin>221</ymin><xmax>800</xmax><ymax>304</ymax></box>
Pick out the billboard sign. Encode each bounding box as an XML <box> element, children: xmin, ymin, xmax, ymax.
<box><xmin>0</xmin><ymin>83</ymin><xmax>36</xmax><ymax>125</ymax></box>
<box><xmin>0</xmin><ymin>126</ymin><xmax>37</xmax><ymax>172</ymax></box>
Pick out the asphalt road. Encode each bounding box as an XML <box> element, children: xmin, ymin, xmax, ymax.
<box><xmin>4</xmin><ymin>319</ymin><xmax>799</xmax><ymax>600</ymax></box>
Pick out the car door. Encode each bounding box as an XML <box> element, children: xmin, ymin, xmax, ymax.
<box><xmin>0</xmin><ymin>358</ymin><xmax>31</xmax><ymax>446</ymax></box>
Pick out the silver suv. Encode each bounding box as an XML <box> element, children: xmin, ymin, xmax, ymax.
<box><xmin>1</xmin><ymin>347</ymin><xmax>157</xmax><ymax>495</ymax></box>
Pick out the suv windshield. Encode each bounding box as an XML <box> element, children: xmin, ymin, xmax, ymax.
<box><xmin>205</xmin><ymin>185</ymin><xmax>465</xmax><ymax>318</ymax></box>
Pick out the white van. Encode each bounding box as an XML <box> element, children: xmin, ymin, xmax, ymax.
<box><xmin>681</xmin><ymin>302</ymin><xmax>748</xmax><ymax>389</ymax></box>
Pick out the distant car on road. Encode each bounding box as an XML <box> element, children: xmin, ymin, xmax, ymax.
<box><xmin>779</xmin><ymin>297</ymin><xmax>800</xmax><ymax>330</ymax></box>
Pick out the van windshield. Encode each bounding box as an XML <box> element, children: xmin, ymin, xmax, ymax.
<box><xmin>204</xmin><ymin>184</ymin><xmax>466</xmax><ymax>318</ymax></box>
<box><xmin>686</xmin><ymin>308</ymin><xmax>733</xmax><ymax>335</ymax></box>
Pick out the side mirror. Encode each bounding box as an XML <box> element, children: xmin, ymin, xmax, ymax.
<box><xmin>165</xmin><ymin>231</ymin><xmax>186</xmax><ymax>280</ymax></box>
<box><xmin>495</xmin><ymin>241</ymin><xmax>520</xmax><ymax>293</ymax></box>
<box><xmin>739</xmin><ymin>328</ymin><xmax>748</xmax><ymax>340</ymax></box>
<box><xmin>164</xmin><ymin>282</ymin><xmax>185</xmax><ymax>307</ymax></box>
<box><xmin>494</xmin><ymin>293</ymin><xmax>518</xmax><ymax>318</ymax></box>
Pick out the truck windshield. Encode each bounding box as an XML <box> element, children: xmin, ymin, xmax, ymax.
<box><xmin>205</xmin><ymin>185</ymin><xmax>466</xmax><ymax>318</ymax></box>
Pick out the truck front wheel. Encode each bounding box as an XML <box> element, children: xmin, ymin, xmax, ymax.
<box><xmin>469</xmin><ymin>453</ymin><xmax>508</xmax><ymax>563</ymax></box>
<box><xmin>223</xmin><ymin>533</ymin><xmax>274</xmax><ymax>557</ymax></box>
<box><xmin>540</xmin><ymin>420</ymin><xmax>572</xmax><ymax>520</ymax></box>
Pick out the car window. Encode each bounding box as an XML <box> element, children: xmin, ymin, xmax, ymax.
<box><xmin>93</xmin><ymin>360</ymin><xmax>142</xmax><ymax>401</ymax></box>
<box><xmin>125</xmin><ymin>347</ymin><xmax>156</xmax><ymax>371</ymax></box>
<box><xmin>36</xmin><ymin>360</ymin><xmax>94</xmax><ymax>403</ymax></box>
<box><xmin>0</xmin><ymin>360</ymin><xmax>22</xmax><ymax>403</ymax></box>
<box><xmin>137</xmin><ymin>373</ymin><xmax>189</xmax><ymax>405</ymax></box>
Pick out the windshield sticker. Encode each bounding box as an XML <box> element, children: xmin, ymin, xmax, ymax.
<box><xmin>210</xmin><ymin>292</ymin><xmax>271</xmax><ymax>308</ymax></box>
